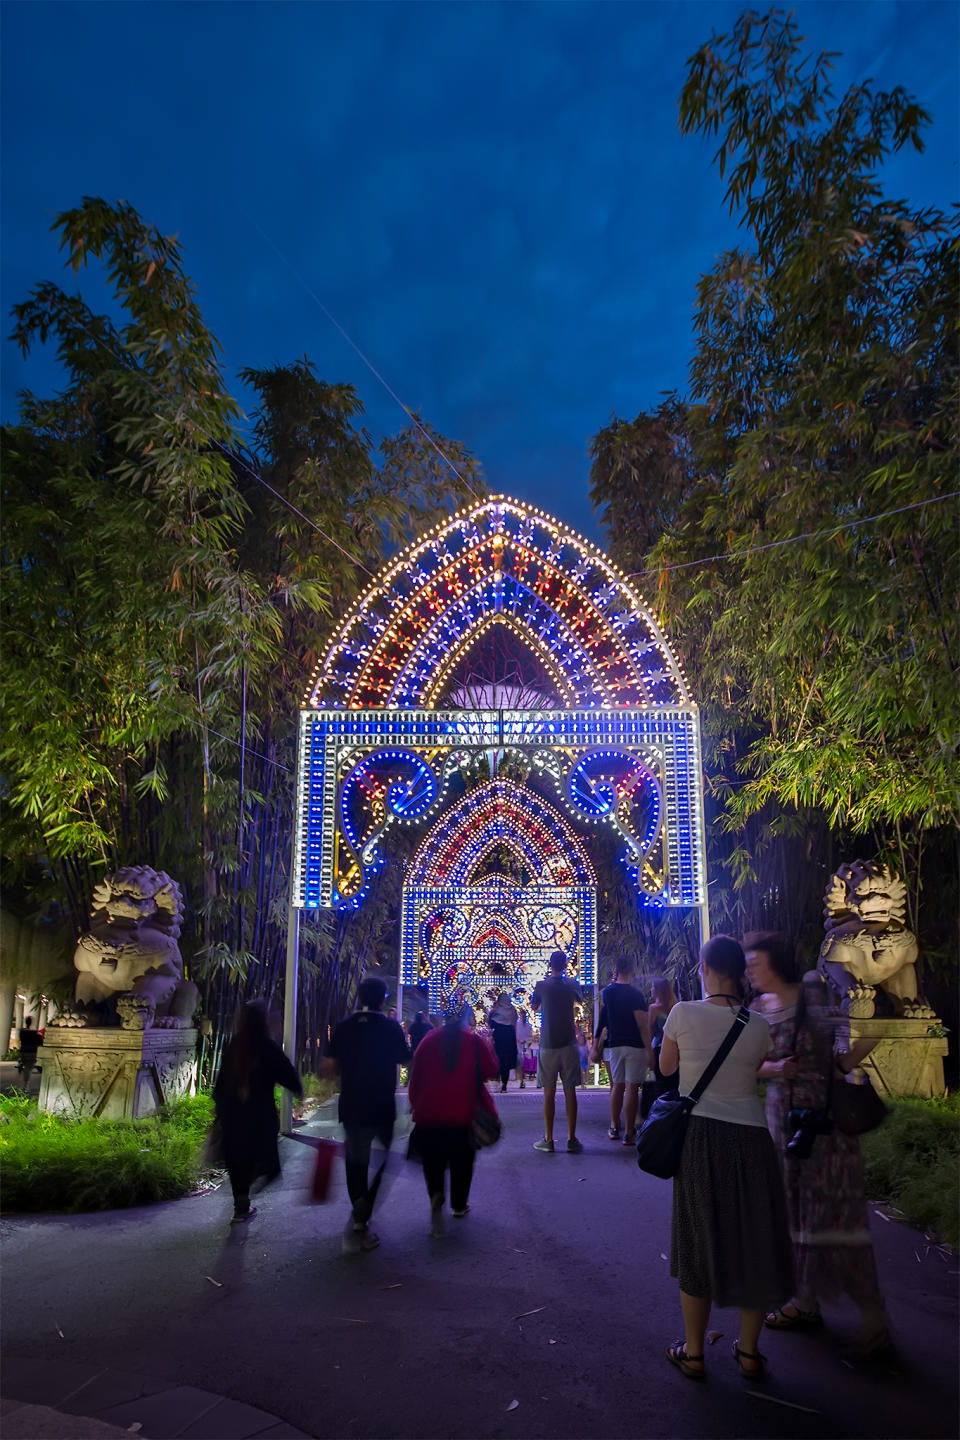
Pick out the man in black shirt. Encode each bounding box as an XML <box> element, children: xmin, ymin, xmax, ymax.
<box><xmin>598</xmin><ymin>957</ymin><xmax>650</xmax><ymax>1145</ymax></box>
<box><xmin>530</xmin><ymin>951</ymin><xmax>583</xmax><ymax>1154</ymax></box>
<box><xmin>325</xmin><ymin>976</ymin><xmax>410</xmax><ymax>1253</ymax></box>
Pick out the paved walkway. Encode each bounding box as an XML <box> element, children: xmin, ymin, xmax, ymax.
<box><xmin>1</xmin><ymin>1089</ymin><xmax>957</xmax><ymax>1439</ymax></box>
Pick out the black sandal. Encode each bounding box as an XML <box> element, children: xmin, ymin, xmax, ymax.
<box><xmin>667</xmin><ymin>1341</ymin><xmax>706</xmax><ymax>1381</ymax></box>
<box><xmin>732</xmin><ymin>1340</ymin><xmax>766</xmax><ymax>1380</ymax></box>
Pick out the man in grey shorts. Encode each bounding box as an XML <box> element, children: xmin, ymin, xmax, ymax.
<box><xmin>530</xmin><ymin>951</ymin><xmax>583</xmax><ymax>1154</ymax></box>
<box><xmin>598</xmin><ymin>956</ymin><xmax>651</xmax><ymax>1145</ymax></box>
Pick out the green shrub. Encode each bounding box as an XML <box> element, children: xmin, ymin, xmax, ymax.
<box><xmin>297</xmin><ymin>1077</ymin><xmax>339</xmax><ymax>1105</ymax></box>
<box><xmin>0</xmin><ymin>1092</ymin><xmax>209</xmax><ymax>1213</ymax></box>
<box><xmin>161</xmin><ymin>1090</ymin><xmax>215</xmax><ymax>1140</ymax></box>
<box><xmin>861</xmin><ymin>1093</ymin><xmax>960</xmax><ymax>1249</ymax></box>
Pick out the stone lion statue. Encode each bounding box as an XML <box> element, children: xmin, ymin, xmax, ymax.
<box><xmin>817</xmin><ymin>860</ymin><xmax>922</xmax><ymax>1017</ymax></box>
<box><xmin>70</xmin><ymin>867</ymin><xmax>199</xmax><ymax>1029</ymax></box>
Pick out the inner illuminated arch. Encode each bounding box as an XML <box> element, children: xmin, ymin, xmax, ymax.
<box><xmin>407</xmin><ymin>779</ymin><xmax>596</xmax><ymax>889</ymax></box>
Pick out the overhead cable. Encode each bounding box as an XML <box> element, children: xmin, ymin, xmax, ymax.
<box><xmin>248</xmin><ymin>216</ymin><xmax>484</xmax><ymax>503</ymax></box>
<box><xmin>627</xmin><ymin>490</ymin><xmax>959</xmax><ymax>581</ymax></box>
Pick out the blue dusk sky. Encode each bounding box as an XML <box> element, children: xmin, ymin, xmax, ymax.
<box><xmin>2</xmin><ymin>0</ymin><xmax>957</xmax><ymax>541</ymax></box>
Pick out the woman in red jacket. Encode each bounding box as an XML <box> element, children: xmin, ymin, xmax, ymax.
<box><xmin>408</xmin><ymin>1006</ymin><xmax>499</xmax><ymax>1237</ymax></box>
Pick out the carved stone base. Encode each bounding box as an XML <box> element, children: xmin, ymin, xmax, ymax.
<box><xmin>837</xmin><ymin>1017</ymin><xmax>948</xmax><ymax>1099</ymax></box>
<box><xmin>38</xmin><ymin>1028</ymin><xmax>198</xmax><ymax>1120</ymax></box>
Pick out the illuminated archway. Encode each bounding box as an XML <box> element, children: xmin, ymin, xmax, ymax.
<box><xmin>291</xmin><ymin>495</ymin><xmax>707</xmax><ymax>963</ymax></box>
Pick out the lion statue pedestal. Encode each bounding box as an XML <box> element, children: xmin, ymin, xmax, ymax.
<box><xmin>835</xmin><ymin>1016</ymin><xmax>948</xmax><ymax>1101</ymax></box>
<box><xmin>818</xmin><ymin>860</ymin><xmax>947</xmax><ymax>1099</ymax></box>
<box><xmin>39</xmin><ymin>867</ymin><xmax>198</xmax><ymax>1120</ymax></box>
<box><xmin>38</xmin><ymin>1026</ymin><xmax>198</xmax><ymax>1119</ymax></box>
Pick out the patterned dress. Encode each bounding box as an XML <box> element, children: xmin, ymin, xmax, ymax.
<box><xmin>757</xmin><ymin>979</ymin><xmax>883</xmax><ymax>1312</ymax></box>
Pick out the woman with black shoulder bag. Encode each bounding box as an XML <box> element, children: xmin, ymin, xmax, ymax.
<box><xmin>657</xmin><ymin>936</ymin><xmax>794</xmax><ymax>1382</ymax></box>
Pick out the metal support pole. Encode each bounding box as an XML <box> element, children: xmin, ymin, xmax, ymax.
<box><xmin>280</xmin><ymin>903</ymin><xmax>300</xmax><ymax>1135</ymax></box>
<box><xmin>592</xmin><ymin>982</ymin><xmax>600</xmax><ymax>1087</ymax></box>
<box><xmin>695</xmin><ymin>901</ymin><xmax>711</xmax><ymax>998</ymax></box>
<box><xmin>397</xmin><ymin>979</ymin><xmax>404</xmax><ymax>1028</ymax></box>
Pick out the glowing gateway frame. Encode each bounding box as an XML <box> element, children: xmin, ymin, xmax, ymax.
<box><xmin>283</xmin><ymin>496</ymin><xmax>708</xmax><ymax>1067</ymax></box>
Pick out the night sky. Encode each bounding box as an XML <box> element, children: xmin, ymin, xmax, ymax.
<box><xmin>2</xmin><ymin>1</ymin><xmax>957</xmax><ymax>541</ymax></box>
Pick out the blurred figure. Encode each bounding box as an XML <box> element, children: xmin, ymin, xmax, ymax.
<box><xmin>746</xmin><ymin>932</ymin><xmax>889</xmax><ymax>1357</ymax></box>
<box><xmin>17</xmin><ymin>1016</ymin><xmax>42</xmax><ymax>1090</ymax></box>
<box><xmin>408</xmin><ymin>1006</ymin><xmax>498</xmax><ymax>1236</ymax></box>
<box><xmin>408</xmin><ymin>1011</ymin><xmax>432</xmax><ymax>1052</ymax></box>
<box><xmin>325</xmin><ymin>975</ymin><xmax>410</xmax><ymax>1253</ymax></box>
<box><xmin>575</xmin><ymin>1025</ymin><xmax>590</xmax><ymax>1087</ymax></box>
<box><xmin>213</xmin><ymin>999</ymin><xmax>302</xmax><ymax>1224</ymax></box>
<box><xmin>488</xmin><ymin>991</ymin><xmax>519</xmax><ymax>1093</ymax></box>
<box><xmin>530</xmin><ymin>952</ymin><xmax>583</xmax><ymax>1153</ymax></box>
<box><xmin>515</xmin><ymin>1009</ymin><xmax>533</xmax><ymax>1087</ymax></box>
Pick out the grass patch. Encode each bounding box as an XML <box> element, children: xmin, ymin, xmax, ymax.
<box><xmin>861</xmin><ymin>1093</ymin><xmax>960</xmax><ymax>1249</ymax></box>
<box><xmin>293</xmin><ymin>1072</ymin><xmax>338</xmax><ymax>1119</ymax></box>
<box><xmin>0</xmin><ymin>1091</ymin><xmax>214</xmax><ymax>1213</ymax></box>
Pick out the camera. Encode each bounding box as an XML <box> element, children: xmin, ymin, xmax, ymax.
<box><xmin>785</xmin><ymin>1107</ymin><xmax>834</xmax><ymax>1159</ymax></box>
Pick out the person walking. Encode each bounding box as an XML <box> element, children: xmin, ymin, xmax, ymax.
<box><xmin>745</xmin><ymin>931</ymin><xmax>890</xmax><ymax>1357</ymax></box>
<box><xmin>529</xmin><ymin>951</ymin><xmax>583</xmax><ymax>1153</ymax></box>
<box><xmin>599</xmin><ymin>957</ymin><xmax>651</xmax><ymax>1145</ymax></box>
<box><xmin>648</xmin><ymin>976</ymin><xmax>679</xmax><ymax>1100</ymax></box>
<box><xmin>576</xmin><ymin>1025</ymin><xmax>590</xmax><ymax>1087</ymax></box>
<box><xmin>408</xmin><ymin>1006</ymin><xmax>498</xmax><ymax>1237</ymax></box>
<box><xmin>515</xmin><ymin>1009</ymin><xmax>533</xmax><ymax>1087</ymax></box>
<box><xmin>408</xmin><ymin>1011</ymin><xmax>432</xmax><ymax>1053</ymax></box>
<box><xmin>213</xmin><ymin>999</ymin><xmax>302</xmax><ymax>1225</ymax></box>
<box><xmin>17</xmin><ymin>1016</ymin><xmax>43</xmax><ymax>1090</ymax></box>
<box><xmin>488</xmin><ymin>991</ymin><xmax>519</xmax><ymax>1093</ymax></box>
<box><xmin>325</xmin><ymin>976</ymin><xmax>411</xmax><ymax>1254</ymax></box>
<box><xmin>657</xmin><ymin>935</ymin><xmax>794</xmax><ymax>1381</ymax></box>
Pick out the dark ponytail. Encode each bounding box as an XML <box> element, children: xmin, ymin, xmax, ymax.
<box><xmin>700</xmin><ymin>935</ymin><xmax>746</xmax><ymax>997</ymax></box>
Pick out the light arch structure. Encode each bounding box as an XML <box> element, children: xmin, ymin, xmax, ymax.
<box><xmin>401</xmin><ymin>779</ymin><xmax>597</xmax><ymax>1014</ymax></box>
<box><xmin>289</xmin><ymin>496</ymin><xmax>708</xmax><ymax>1021</ymax></box>
<box><xmin>305</xmin><ymin>496</ymin><xmax>691</xmax><ymax>711</ymax></box>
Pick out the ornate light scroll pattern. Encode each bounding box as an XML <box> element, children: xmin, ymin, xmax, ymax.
<box><xmin>293</xmin><ymin>707</ymin><xmax>703</xmax><ymax>911</ymax></box>
<box><xmin>305</xmin><ymin>496</ymin><xmax>691</xmax><ymax>711</ymax></box>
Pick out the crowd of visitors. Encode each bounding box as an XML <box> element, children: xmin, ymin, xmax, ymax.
<box><xmin>212</xmin><ymin>931</ymin><xmax>890</xmax><ymax>1375</ymax></box>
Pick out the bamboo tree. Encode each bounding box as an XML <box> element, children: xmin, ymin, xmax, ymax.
<box><xmin>590</xmin><ymin>11</ymin><xmax>958</xmax><ymax>971</ymax></box>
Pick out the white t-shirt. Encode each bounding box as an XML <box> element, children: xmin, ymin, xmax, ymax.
<box><xmin>662</xmin><ymin>1000</ymin><xmax>770</xmax><ymax>1128</ymax></box>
